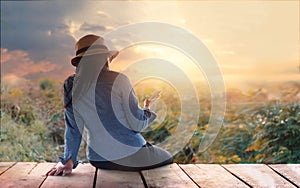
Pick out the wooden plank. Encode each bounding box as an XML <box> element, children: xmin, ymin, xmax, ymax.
<box><xmin>180</xmin><ymin>164</ymin><xmax>248</xmax><ymax>188</ymax></box>
<box><xmin>0</xmin><ymin>162</ymin><xmax>16</xmax><ymax>175</ymax></box>
<box><xmin>96</xmin><ymin>169</ymin><xmax>144</xmax><ymax>188</ymax></box>
<box><xmin>0</xmin><ymin>162</ymin><xmax>39</xmax><ymax>188</ymax></box>
<box><xmin>41</xmin><ymin>163</ymin><xmax>95</xmax><ymax>188</ymax></box>
<box><xmin>142</xmin><ymin>163</ymin><xmax>197</xmax><ymax>188</ymax></box>
<box><xmin>222</xmin><ymin>164</ymin><xmax>295</xmax><ymax>188</ymax></box>
<box><xmin>29</xmin><ymin>162</ymin><xmax>57</xmax><ymax>177</ymax></box>
<box><xmin>269</xmin><ymin>164</ymin><xmax>300</xmax><ymax>186</ymax></box>
<box><xmin>0</xmin><ymin>162</ymin><xmax>55</xmax><ymax>187</ymax></box>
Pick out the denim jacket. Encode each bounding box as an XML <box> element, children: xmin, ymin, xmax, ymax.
<box><xmin>59</xmin><ymin>69</ymin><xmax>156</xmax><ymax>168</ymax></box>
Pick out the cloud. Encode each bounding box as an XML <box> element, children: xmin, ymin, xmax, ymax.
<box><xmin>1</xmin><ymin>1</ymin><xmax>83</xmax><ymax>73</ymax></box>
<box><xmin>1</xmin><ymin>1</ymin><xmax>126</xmax><ymax>84</ymax></box>
<box><xmin>1</xmin><ymin>1</ymin><xmax>83</xmax><ymax>51</ymax></box>
<box><xmin>79</xmin><ymin>22</ymin><xmax>107</xmax><ymax>32</ymax></box>
<box><xmin>96</xmin><ymin>10</ymin><xmax>110</xmax><ymax>18</ymax></box>
<box><xmin>1</xmin><ymin>48</ymin><xmax>62</xmax><ymax>81</ymax></box>
<box><xmin>2</xmin><ymin>1</ymin><xmax>298</xmax><ymax>87</ymax></box>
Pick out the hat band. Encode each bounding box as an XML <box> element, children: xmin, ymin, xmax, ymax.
<box><xmin>76</xmin><ymin>45</ymin><xmax>109</xmax><ymax>55</ymax></box>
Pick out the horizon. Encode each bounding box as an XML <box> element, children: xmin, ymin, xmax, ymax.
<box><xmin>1</xmin><ymin>1</ymin><xmax>299</xmax><ymax>90</ymax></box>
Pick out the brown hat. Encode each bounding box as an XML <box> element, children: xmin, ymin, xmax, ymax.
<box><xmin>71</xmin><ymin>34</ymin><xmax>119</xmax><ymax>66</ymax></box>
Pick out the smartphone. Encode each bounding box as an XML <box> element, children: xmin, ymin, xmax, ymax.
<box><xmin>149</xmin><ymin>90</ymin><xmax>162</xmax><ymax>101</ymax></box>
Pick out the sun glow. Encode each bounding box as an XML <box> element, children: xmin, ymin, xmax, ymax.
<box><xmin>65</xmin><ymin>20</ymin><xmax>81</xmax><ymax>40</ymax></box>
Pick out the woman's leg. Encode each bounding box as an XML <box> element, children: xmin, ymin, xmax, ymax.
<box><xmin>90</xmin><ymin>143</ymin><xmax>173</xmax><ymax>171</ymax></box>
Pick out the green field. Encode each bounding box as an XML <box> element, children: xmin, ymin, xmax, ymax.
<box><xmin>1</xmin><ymin>79</ymin><xmax>299</xmax><ymax>164</ymax></box>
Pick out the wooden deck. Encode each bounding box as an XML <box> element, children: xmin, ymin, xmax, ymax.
<box><xmin>0</xmin><ymin>162</ymin><xmax>299</xmax><ymax>187</ymax></box>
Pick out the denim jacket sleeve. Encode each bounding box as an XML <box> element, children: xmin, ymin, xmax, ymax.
<box><xmin>58</xmin><ymin>75</ymin><xmax>83</xmax><ymax>169</ymax></box>
<box><xmin>58</xmin><ymin>108</ymin><xmax>83</xmax><ymax>169</ymax></box>
<box><xmin>120</xmin><ymin>74</ymin><xmax>157</xmax><ymax>132</ymax></box>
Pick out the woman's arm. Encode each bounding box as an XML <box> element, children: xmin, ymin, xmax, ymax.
<box><xmin>47</xmin><ymin>75</ymin><xmax>83</xmax><ymax>176</ymax></box>
<box><xmin>120</xmin><ymin>75</ymin><xmax>157</xmax><ymax>132</ymax></box>
<box><xmin>47</xmin><ymin>109</ymin><xmax>83</xmax><ymax>176</ymax></box>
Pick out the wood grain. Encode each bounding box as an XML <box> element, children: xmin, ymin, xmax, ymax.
<box><xmin>269</xmin><ymin>164</ymin><xmax>300</xmax><ymax>187</ymax></box>
<box><xmin>0</xmin><ymin>162</ymin><xmax>16</xmax><ymax>175</ymax></box>
<box><xmin>142</xmin><ymin>163</ymin><xmax>197</xmax><ymax>188</ymax></box>
<box><xmin>96</xmin><ymin>169</ymin><xmax>144</xmax><ymax>188</ymax></box>
<box><xmin>222</xmin><ymin>164</ymin><xmax>295</xmax><ymax>188</ymax></box>
<box><xmin>0</xmin><ymin>162</ymin><xmax>299</xmax><ymax>187</ymax></box>
<box><xmin>41</xmin><ymin>163</ymin><xmax>95</xmax><ymax>188</ymax></box>
<box><xmin>0</xmin><ymin>162</ymin><xmax>40</xmax><ymax>188</ymax></box>
<box><xmin>180</xmin><ymin>164</ymin><xmax>248</xmax><ymax>188</ymax></box>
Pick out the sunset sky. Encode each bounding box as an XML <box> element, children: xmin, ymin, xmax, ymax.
<box><xmin>1</xmin><ymin>1</ymin><xmax>299</xmax><ymax>89</ymax></box>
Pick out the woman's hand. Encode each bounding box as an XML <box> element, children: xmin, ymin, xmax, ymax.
<box><xmin>144</xmin><ymin>91</ymin><xmax>161</xmax><ymax>108</ymax></box>
<box><xmin>46</xmin><ymin>159</ymin><xmax>74</xmax><ymax>176</ymax></box>
<box><xmin>143</xmin><ymin>98</ymin><xmax>153</xmax><ymax>108</ymax></box>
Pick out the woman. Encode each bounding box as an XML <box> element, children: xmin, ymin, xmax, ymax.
<box><xmin>47</xmin><ymin>34</ymin><xmax>173</xmax><ymax>176</ymax></box>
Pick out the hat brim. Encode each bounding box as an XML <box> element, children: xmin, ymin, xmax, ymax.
<box><xmin>71</xmin><ymin>49</ymin><xmax>119</xmax><ymax>67</ymax></box>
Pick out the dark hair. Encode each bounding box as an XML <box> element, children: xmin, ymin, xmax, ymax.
<box><xmin>71</xmin><ymin>57</ymin><xmax>81</xmax><ymax>67</ymax></box>
<box><xmin>72</xmin><ymin>53</ymin><xmax>110</xmax><ymax>67</ymax></box>
<box><xmin>63</xmin><ymin>75</ymin><xmax>75</xmax><ymax>109</ymax></box>
<box><xmin>64</xmin><ymin>56</ymin><xmax>109</xmax><ymax>108</ymax></box>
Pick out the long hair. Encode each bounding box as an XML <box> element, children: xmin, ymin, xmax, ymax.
<box><xmin>64</xmin><ymin>54</ymin><xmax>109</xmax><ymax>108</ymax></box>
<box><xmin>63</xmin><ymin>75</ymin><xmax>74</xmax><ymax>109</ymax></box>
